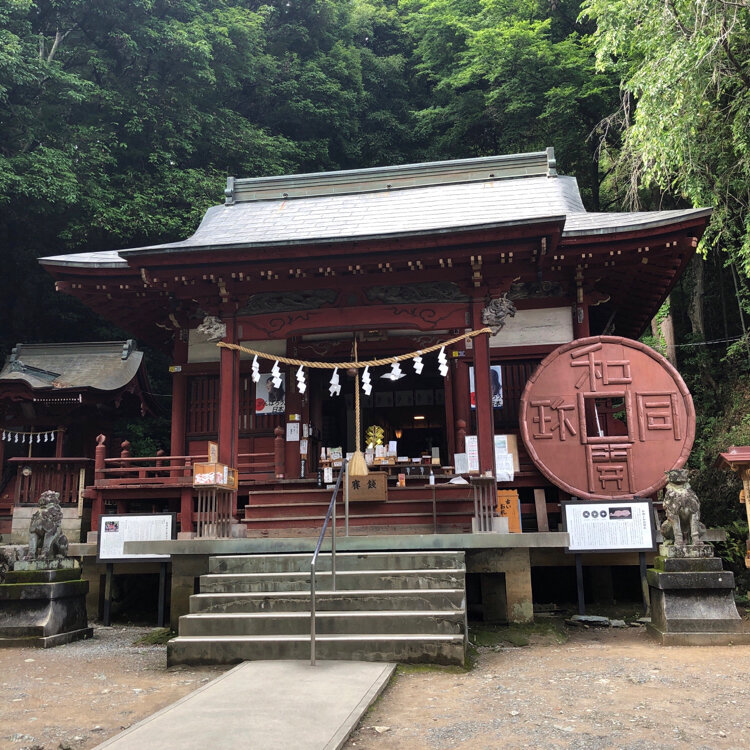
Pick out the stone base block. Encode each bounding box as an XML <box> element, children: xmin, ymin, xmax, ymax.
<box><xmin>0</xmin><ymin>627</ymin><xmax>93</xmax><ymax>648</ymax></box>
<box><xmin>646</xmin><ymin>624</ymin><xmax>750</xmax><ymax>647</ymax></box>
<box><xmin>0</xmin><ymin>570</ymin><xmax>91</xmax><ymax>648</ymax></box>
<box><xmin>13</xmin><ymin>558</ymin><xmax>80</xmax><ymax>572</ymax></box>
<box><xmin>658</xmin><ymin>543</ymin><xmax>714</xmax><ymax>558</ymax></box>
<box><xmin>648</xmin><ymin>556</ymin><xmax>744</xmax><ymax>645</ymax></box>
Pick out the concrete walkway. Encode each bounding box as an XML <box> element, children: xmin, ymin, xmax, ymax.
<box><xmin>95</xmin><ymin>660</ymin><xmax>395</xmax><ymax>750</ymax></box>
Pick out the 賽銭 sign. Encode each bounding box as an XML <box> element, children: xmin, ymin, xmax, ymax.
<box><xmin>348</xmin><ymin>472</ymin><xmax>387</xmax><ymax>502</ymax></box>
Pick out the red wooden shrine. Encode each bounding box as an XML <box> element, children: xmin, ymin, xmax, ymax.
<box><xmin>37</xmin><ymin>149</ymin><xmax>710</xmax><ymax>538</ymax></box>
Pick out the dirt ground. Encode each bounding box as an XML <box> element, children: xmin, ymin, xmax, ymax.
<box><xmin>0</xmin><ymin>626</ymin><xmax>227</xmax><ymax>750</ymax></box>
<box><xmin>2</xmin><ymin>622</ymin><xmax>750</xmax><ymax>750</ymax></box>
<box><xmin>345</xmin><ymin>623</ymin><xmax>750</xmax><ymax>750</ymax></box>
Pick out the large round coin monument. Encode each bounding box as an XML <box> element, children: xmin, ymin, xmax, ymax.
<box><xmin>519</xmin><ymin>336</ymin><xmax>695</xmax><ymax>500</ymax></box>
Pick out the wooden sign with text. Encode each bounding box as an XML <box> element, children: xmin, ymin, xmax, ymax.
<box><xmin>348</xmin><ymin>472</ymin><xmax>388</xmax><ymax>502</ymax></box>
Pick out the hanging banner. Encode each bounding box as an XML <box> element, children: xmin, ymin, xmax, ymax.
<box><xmin>255</xmin><ymin>373</ymin><xmax>285</xmax><ymax>414</ymax></box>
<box><xmin>469</xmin><ymin>365</ymin><xmax>503</xmax><ymax>409</ymax></box>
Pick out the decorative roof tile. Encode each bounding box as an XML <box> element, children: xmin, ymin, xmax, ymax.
<box><xmin>0</xmin><ymin>341</ymin><xmax>144</xmax><ymax>392</ymax></box>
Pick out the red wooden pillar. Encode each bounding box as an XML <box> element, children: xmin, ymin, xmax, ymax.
<box><xmin>170</xmin><ymin>335</ymin><xmax>188</xmax><ymax>459</ymax></box>
<box><xmin>284</xmin><ymin>341</ymin><xmax>302</xmax><ymax>478</ymax></box>
<box><xmin>180</xmin><ymin>457</ymin><xmax>194</xmax><ymax>533</ymax></box>
<box><xmin>472</xmin><ymin>300</ymin><xmax>495</xmax><ymax>476</ymax></box>
<box><xmin>573</xmin><ymin>270</ymin><xmax>590</xmax><ymax>339</ymax></box>
<box><xmin>452</xmin><ymin>357</ymin><xmax>470</xmax><ymax>454</ymax></box>
<box><xmin>274</xmin><ymin>426</ymin><xmax>285</xmax><ymax>478</ymax></box>
<box><xmin>444</xmin><ymin>362</ymin><xmax>456</xmax><ymax>459</ymax></box>
<box><xmin>92</xmin><ymin>434</ymin><xmax>106</xmax><ymax>534</ymax></box>
<box><xmin>55</xmin><ymin>426</ymin><xmax>65</xmax><ymax>458</ymax></box>
<box><xmin>218</xmin><ymin>318</ymin><xmax>240</xmax><ymax>468</ymax></box>
<box><xmin>573</xmin><ymin>298</ymin><xmax>590</xmax><ymax>338</ymax></box>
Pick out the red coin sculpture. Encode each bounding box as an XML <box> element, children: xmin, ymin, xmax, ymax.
<box><xmin>519</xmin><ymin>336</ymin><xmax>695</xmax><ymax>500</ymax></box>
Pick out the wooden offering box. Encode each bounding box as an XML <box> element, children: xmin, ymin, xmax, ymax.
<box><xmin>193</xmin><ymin>462</ymin><xmax>238</xmax><ymax>490</ymax></box>
<box><xmin>348</xmin><ymin>472</ymin><xmax>388</xmax><ymax>502</ymax></box>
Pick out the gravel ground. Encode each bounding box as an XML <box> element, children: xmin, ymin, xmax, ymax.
<box><xmin>345</xmin><ymin>624</ymin><xmax>750</xmax><ymax>750</ymax></box>
<box><xmin>0</xmin><ymin>625</ymin><xmax>227</xmax><ymax>750</ymax></box>
<box><xmin>3</xmin><ymin>622</ymin><xmax>750</xmax><ymax>750</ymax></box>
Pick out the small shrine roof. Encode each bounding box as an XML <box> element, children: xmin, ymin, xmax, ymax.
<box><xmin>716</xmin><ymin>446</ymin><xmax>750</xmax><ymax>470</ymax></box>
<box><xmin>40</xmin><ymin>148</ymin><xmax>711</xmax><ymax>268</ymax></box>
<box><xmin>0</xmin><ymin>341</ymin><xmax>144</xmax><ymax>392</ymax></box>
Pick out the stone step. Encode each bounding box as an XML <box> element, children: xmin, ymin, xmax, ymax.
<box><xmin>178</xmin><ymin>610</ymin><xmax>466</xmax><ymax>637</ymax></box>
<box><xmin>208</xmin><ymin>551</ymin><xmax>464</xmax><ymax>575</ymax></box>
<box><xmin>167</xmin><ymin>633</ymin><xmax>465</xmax><ymax>666</ymax></box>
<box><xmin>242</xmin><ymin>512</ymin><xmax>472</xmax><ymax>529</ymax></box>
<box><xmin>199</xmin><ymin>568</ymin><xmax>465</xmax><ymax>593</ymax></box>
<box><xmin>190</xmin><ymin>588</ymin><xmax>466</xmax><ymax>614</ymax></box>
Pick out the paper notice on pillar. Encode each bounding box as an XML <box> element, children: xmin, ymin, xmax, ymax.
<box><xmin>465</xmin><ymin>435</ymin><xmax>479</xmax><ymax>473</ymax></box>
<box><xmin>454</xmin><ymin>453</ymin><xmax>469</xmax><ymax>475</ymax></box>
<box><xmin>299</xmin><ymin>438</ymin><xmax>308</xmax><ymax>455</ymax></box>
<box><xmin>495</xmin><ymin>452</ymin><xmax>515</xmax><ymax>482</ymax></box>
<box><xmin>323</xmin><ymin>467</ymin><xmax>334</xmax><ymax>484</ymax></box>
<box><xmin>286</xmin><ymin>422</ymin><xmax>300</xmax><ymax>442</ymax></box>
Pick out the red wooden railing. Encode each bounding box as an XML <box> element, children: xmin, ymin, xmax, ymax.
<box><xmin>9</xmin><ymin>457</ymin><xmax>92</xmax><ymax>505</ymax></box>
<box><xmin>93</xmin><ymin>433</ymin><xmax>286</xmax><ymax>489</ymax></box>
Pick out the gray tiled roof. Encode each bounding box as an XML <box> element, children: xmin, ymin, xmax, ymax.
<box><xmin>40</xmin><ymin>249</ymin><xmax>129</xmax><ymax>269</ymax></box>
<box><xmin>121</xmin><ymin>174</ymin><xmax>585</xmax><ymax>256</ymax></box>
<box><xmin>39</xmin><ymin>150</ymin><xmax>711</xmax><ymax>268</ymax></box>
<box><xmin>0</xmin><ymin>341</ymin><xmax>144</xmax><ymax>392</ymax></box>
<box><xmin>563</xmin><ymin>209</ymin><xmax>712</xmax><ymax>236</ymax></box>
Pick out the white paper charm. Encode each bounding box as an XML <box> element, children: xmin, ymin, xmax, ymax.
<box><xmin>361</xmin><ymin>366</ymin><xmax>372</xmax><ymax>396</ymax></box>
<box><xmin>296</xmin><ymin>365</ymin><xmax>306</xmax><ymax>394</ymax></box>
<box><xmin>329</xmin><ymin>367</ymin><xmax>341</xmax><ymax>397</ymax></box>
<box><xmin>271</xmin><ymin>360</ymin><xmax>282</xmax><ymax>389</ymax></box>
<box><xmin>413</xmin><ymin>352</ymin><xmax>424</xmax><ymax>374</ymax></box>
<box><xmin>438</xmin><ymin>346</ymin><xmax>448</xmax><ymax>377</ymax></box>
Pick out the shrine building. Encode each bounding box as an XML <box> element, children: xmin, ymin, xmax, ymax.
<box><xmin>37</xmin><ymin>148</ymin><xmax>710</xmax><ymax>623</ymax></box>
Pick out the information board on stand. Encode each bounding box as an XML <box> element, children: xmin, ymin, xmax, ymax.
<box><xmin>97</xmin><ymin>513</ymin><xmax>175</xmax><ymax>563</ymax></box>
<box><xmin>562</xmin><ymin>500</ymin><xmax>655</xmax><ymax>553</ymax></box>
<box><xmin>96</xmin><ymin>513</ymin><xmax>175</xmax><ymax>628</ymax></box>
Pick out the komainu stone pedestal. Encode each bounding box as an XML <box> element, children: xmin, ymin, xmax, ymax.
<box><xmin>647</xmin><ymin>544</ymin><xmax>750</xmax><ymax>646</ymax></box>
<box><xmin>0</xmin><ymin>560</ymin><xmax>93</xmax><ymax>647</ymax></box>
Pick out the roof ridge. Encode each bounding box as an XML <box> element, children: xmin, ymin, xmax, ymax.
<box><xmin>226</xmin><ymin>148</ymin><xmax>557</xmax><ymax>204</ymax></box>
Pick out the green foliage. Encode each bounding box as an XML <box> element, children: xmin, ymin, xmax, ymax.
<box><xmin>404</xmin><ymin>0</ymin><xmax>618</xmax><ymax>207</ymax></box>
<box><xmin>133</xmin><ymin>627</ymin><xmax>176</xmax><ymax>646</ymax></box>
<box><xmin>715</xmin><ymin>520</ymin><xmax>749</xmax><ymax>572</ymax></box>
<box><xmin>0</xmin><ymin>0</ymin><xmax>421</xmax><ymax>358</ymax></box>
<box><xmin>583</xmin><ymin>0</ymin><xmax>750</xmax><ymax>276</ymax></box>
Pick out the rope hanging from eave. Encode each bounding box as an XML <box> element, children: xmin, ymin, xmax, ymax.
<box><xmin>216</xmin><ymin>327</ymin><xmax>493</xmax><ymax>368</ymax></box>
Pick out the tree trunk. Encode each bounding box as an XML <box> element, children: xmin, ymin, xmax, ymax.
<box><xmin>659</xmin><ymin>297</ymin><xmax>677</xmax><ymax>366</ymax></box>
<box><xmin>687</xmin><ymin>254</ymin><xmax>705</xmax><ymax>338</ymax></box>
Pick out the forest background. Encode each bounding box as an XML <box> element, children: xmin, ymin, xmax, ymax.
<box><xmin>1</xmin><ymin>0</ymin><xmax>749</xmax><ymax>559</ymax></box>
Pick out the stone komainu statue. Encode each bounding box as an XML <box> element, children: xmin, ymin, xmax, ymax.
<box><xmin>27</xmin><ymin>490</ymin><xmax>69</xmax><ymax>560</ymax></box>
<box><xmin>661</xmin><ymin>469</ymin><xmax>705</xmax><ymax>547</ymax></box>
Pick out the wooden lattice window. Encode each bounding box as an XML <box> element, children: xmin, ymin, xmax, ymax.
<box><xmin>187</xmin><ymin>375</ymin><xmax>219</xmax><ymax>435</ymax></box>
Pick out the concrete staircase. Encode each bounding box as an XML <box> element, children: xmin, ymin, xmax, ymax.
<box><xmin>168</xmin><ymin>551</ymin><xmax>466</xmax><ymax>666</ymax></box>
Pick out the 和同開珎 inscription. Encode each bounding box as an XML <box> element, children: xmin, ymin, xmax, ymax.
<box><xmin>519</xmin><ymin>336</ymin><xmax>694</xmax><ymax>500</ymax></box>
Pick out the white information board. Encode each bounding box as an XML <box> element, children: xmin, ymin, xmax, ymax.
<box><xmin>562</xmin><ymin>501</ymin><xmax>655</xmax><ymax>553</ymax></box>
<box><xmin>97</xmin><ymin>514</ymin><xmax>175</xmax><ymax>563</ymax></box>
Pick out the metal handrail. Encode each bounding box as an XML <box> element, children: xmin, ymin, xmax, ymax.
<box><xmin>310</xmin><ymin>457</ymin><xmax>347</xmax><ymax>666</ymax></box>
